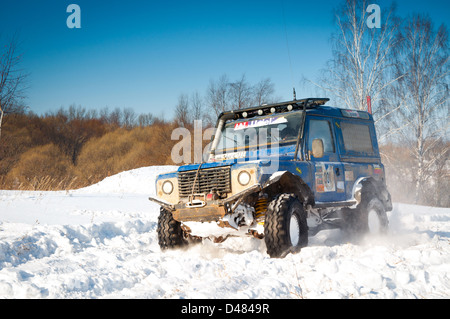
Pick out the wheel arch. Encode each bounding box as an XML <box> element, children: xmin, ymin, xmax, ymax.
<box><xmin>353</xmin><ymin>177</ymin><xmax>392</xmax><ymax>212</ymax></box>
<box><xmin>262</xmin><ymin>171</ymin><xmax>314</xmax><ymax>206</ymax></box>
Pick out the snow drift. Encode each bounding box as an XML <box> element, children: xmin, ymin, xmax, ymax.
<box><xmin>0</xmin><ymin>165</ymin><xmax>449</xmax><ymax>298</ymax></box>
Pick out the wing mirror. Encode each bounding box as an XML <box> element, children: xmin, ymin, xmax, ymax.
<box><xmin>312</xmin><ymin>139</ymin><xmax>324</xmax><ymax>158</ymax></box>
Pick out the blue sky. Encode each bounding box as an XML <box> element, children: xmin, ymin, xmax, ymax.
<box><xmin>0</xmin><ymin>0</ymin><xmax>448</xmax><ymax>119</ymax></box>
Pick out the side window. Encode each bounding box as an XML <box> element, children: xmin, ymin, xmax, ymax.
<box><xmin>341</xmin><ymin>122</ymin><xmax>374</xmax><ymax>153</ymax></box>
<box><xmin>308</xmin><ymin>119</ymin><xmax>335</xmax><ymax>153</ymax></box>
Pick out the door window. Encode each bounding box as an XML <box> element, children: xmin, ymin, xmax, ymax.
<box><xmin>340</xmin><ymin>122</ymin><xmax>374</xmax><ymax>153</ymax></box>
<box><xmin>308</xmin><ymin>119</ymin><xmax>335</xmax><ymax>153</ymax></box>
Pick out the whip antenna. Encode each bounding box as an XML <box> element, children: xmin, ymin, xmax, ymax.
<box><xmin>281</xmin><ymin>0</ymin><xmax>296</xmax><ymax>100</ymax></box>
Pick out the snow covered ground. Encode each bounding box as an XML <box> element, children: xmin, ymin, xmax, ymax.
<box><xmin>0</xmin><ymin>165</ymin><xmax>449</xmax><ymax>299</ymax></box>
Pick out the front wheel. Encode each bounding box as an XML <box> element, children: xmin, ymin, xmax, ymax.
<box><xmin>264</xmin><ymin>194</ymin><xmax>308</xmax><ymax>258</ymax></box>
<box><xmin>157</xmin><ymin>207</ymin><xmax>187</xmax><ymax>250</ymax></box>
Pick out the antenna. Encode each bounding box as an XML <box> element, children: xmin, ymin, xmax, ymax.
<box><xmin>293</xmin><ymin>87</ymin><xmax>297</xmax><ymax>100</ymax></box>
<box><xmin>281</xmin><ymin>0</ymin><xmax>295</xmax><ymax>98</ymax></box>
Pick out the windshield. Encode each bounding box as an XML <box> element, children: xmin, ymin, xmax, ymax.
<box><xmin>213</xmin><ymin>111</ymin><xmax>303</xmax><ymax>154</ymax></box>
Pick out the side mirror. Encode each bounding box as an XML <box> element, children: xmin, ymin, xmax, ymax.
<box><xmin>312</xmin><ymin>139</ymin><xmax>324</xmax><ymax>158</ymax></box>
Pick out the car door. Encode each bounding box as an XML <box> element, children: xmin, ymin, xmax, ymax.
<box><xmin>304</xmin><ymin>116</ymin><xmax>345</xmax><ymax>203</ymax></box>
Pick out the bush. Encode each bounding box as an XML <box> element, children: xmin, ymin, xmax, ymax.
<box><xmin>5</xmin><ymin>143</ymin><xmax>78</xmax><ymax>190</ymax></box>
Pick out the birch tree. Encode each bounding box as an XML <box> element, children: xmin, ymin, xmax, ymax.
<box><xmin>312</xmin><ymin>0</ymin><xmax>401</xmax><ymax>116</ymax></box>
<box><xmin>390</xmin><ymin>14</ymin><xmax>449</xmax><ymax>204</ymax></box>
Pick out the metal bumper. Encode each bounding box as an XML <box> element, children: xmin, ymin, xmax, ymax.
<box><xmin>148</xmin><ymin>183</ymin><xmax>262</xmax><ymax>223</ymax></box>
<box><xmin>172</xmin><ymin>203</ymin><xmax>227</xmax><ymax>222</ymax></box>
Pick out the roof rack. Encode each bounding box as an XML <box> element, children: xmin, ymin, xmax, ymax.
<box><xmin>218</xmin><ymin>98</ymin><xmax>330</xmax><ymax>121</ymax></box>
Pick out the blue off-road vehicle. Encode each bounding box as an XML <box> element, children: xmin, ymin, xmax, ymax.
<box><xmin>149</xmin><ymin>98</ymin><xmax>392</xmax><ymax>258</ymax></box>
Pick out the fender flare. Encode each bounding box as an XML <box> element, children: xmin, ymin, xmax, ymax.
<box><xmin>353</xmin><ymin>177</ymin><xmax>392</xmax><ymax>212</ymax></box>
<box><xmin>262</xmin><ymin>171</ymin><xmax>314</xmax><ymax>206</ymax></box>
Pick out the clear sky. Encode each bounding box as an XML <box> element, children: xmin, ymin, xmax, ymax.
<box><xmin>0</xmin><ymin>0</ymin><xmax>448</xmax><ymax>119</ymax></box>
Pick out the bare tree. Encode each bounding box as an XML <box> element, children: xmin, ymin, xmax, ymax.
<box><xmin>228</xmin><ymin>74</ymin><xmax>252</xmax><ymax>110</ymax></box>
<box><xmin>206</xmin><ymin>74</ymin><xmax>276</xmax><ymax>118</ymax></box>
<box><xmin>138</xmin><ymin>113</ymin><xmax>154</xmax><ymax>127</ymax></box>
<box><xmin>311</xmin><ymin>0</ymin><xmax>401</xmax><ymax>115</ymax></box>
<box><xmin>174</xmin><ymin>93</ymin><xmax>190</xmax><ymax>127</ymax></box>
<box><xmin>206</xmin><ymin>74</ymin><xmax>230</xmax><ymax>117</ymax></box>
<box><xmin>190</xmin><ymin>91</ymin><xmax>204</xmax><ymax>122</ymax></box>
<box><xmin>390</xmin><ymin>14</ymin><xmax>449</xmax><ymax>204</ymax></box>
<box><xmin>122</xmin><ymin>107</ymin><xmax>137</xmax><ymax>129</ymax></box>
<box><xmin>0</xmin><ymin>34</ymin><xmax>28</xmax><ymax>140</ymax></box>
<box><xmin>252</xmin><ymin>77</ymin><xmax>275</xmax><ymax>106</ymax></box>
<box><xmin>109</xmin><ymin>107</ymin><xmax>122</xmax><ymax>127</ymax></box>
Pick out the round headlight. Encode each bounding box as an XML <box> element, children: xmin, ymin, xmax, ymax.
<box><xmin>162</xmin><ymin>180</ymin><xmax>173</xmax><ymax>194</ymax></box>
<box><xmin>238</xmin><ymin>170</ymin><xmax>251</xmax><ymax>186</ymax></box>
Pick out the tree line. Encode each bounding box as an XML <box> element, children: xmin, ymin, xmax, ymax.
<box><xmin>0</xmin><ymin>72</ymin><xmax>278</xmax><ymax>191</ymax></box>
<box><xmin>174</xmin><ymin>74</ymin><xmax>277</xmax><ymax>128</ymax></box>
<box><xmin>0</xmin><ymin>106</ymin><xmax>178</xmax><ymax>190</ymax></box>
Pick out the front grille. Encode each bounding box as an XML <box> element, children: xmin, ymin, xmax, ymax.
<box><xmin>178</xmin><ymin>166</ymin><xmax>231</xmax><ymax>197</ymax></box>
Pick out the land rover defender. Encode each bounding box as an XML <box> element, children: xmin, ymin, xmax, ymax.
<box><xmin>149</xmin><ymin>98</ymin><xmax>392</xmax><ymax>258</ymax></box>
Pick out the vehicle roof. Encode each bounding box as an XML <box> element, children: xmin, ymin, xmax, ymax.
<box><xmin>217</xmin><ymin>98</ymin><xmax>373</xmax><ymax>123</ymax></box>
<box><xmin>306</xmin><ymin>105</ymin><xmax>373</xmax><ymax>121</ymax></box>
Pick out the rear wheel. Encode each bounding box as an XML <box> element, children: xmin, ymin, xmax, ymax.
<box><xmin>345</xmin><ymin>195</ymin><xmax>388</xmax><ymax>236</ymax></box>
<box><xmin>362</xmin><ymin>197</ymin><xmax>389</xmax><ymax>234</ymax></box>
<box><xmin>264</xmin><ymin>194</ymin><xmax>308</xmax><ymax>258</ymax></box>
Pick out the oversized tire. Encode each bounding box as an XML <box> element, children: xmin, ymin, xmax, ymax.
<box><xmin>264</xmin><ymin>194</ymin><xmax>308</xmax><ymax>258</ymax></box>
<box><xmin>345</xmin><ymin>195</ymin><xmax>389</xmax><ymax>236</ymax></box>
<box><xmin>157</xmin><ymin>207</ymin><xmax>187</xmax><ymax>250</ymax></box>
<box><xmin>360</xmin><ymin>197</ymin><xmax>389</xmax><ymax>234</ymax></box>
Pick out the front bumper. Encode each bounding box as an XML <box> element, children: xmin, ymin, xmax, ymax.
<box><xmin>148</xmin><ymin>183</ymin><xmax>262</xmax><ymax>223</ymax></box>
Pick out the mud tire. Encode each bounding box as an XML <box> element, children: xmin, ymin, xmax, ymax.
<box><xmin>358</xmin><ymin>196</ymin><xmax>389</xmax><ymax>234</ymax></box>
<box><xmin>345</xmin><ymin>194</ymin><xmax>389</xmax><ymax>236</ymax></box>
<box><xmin>264</xmin><ymin>194</ymin><xmax>308</xmax><ymax>258</ymax></box>
<box><xmin>157</xmin><ymin>207</ymin><xmax>187</xmax><ymax>250</ymax></box>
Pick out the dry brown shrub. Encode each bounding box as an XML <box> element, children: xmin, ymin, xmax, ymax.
<box><xmin>0</xmin><ymin>127</ymin><xmax>32</xmax><ymax>176</ymax></box>
<box><xmin>76</xmin><ymin>124</ymin><xmax>178</xmax><ymax>186</ymax></box>
<box><xmin>5</xmin><ymin>143</ymin><xmax>78</xmax><ymax>190</ymax></box>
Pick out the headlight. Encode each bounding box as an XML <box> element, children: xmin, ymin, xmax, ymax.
<box><xmin>162</xmin><ymin>180</ymin><xmax>174</xmax><ymax>194</ymax></box>
<box><xmin>238</xmin><ymin>170</ymin><xmax>251</xmax><ymax>186</ymax></box>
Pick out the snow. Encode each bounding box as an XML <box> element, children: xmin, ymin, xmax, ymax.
<box><xmin>0</xmin><ymin>165</ymin><xmax>449</xmax><ymax>299</ymax></box>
